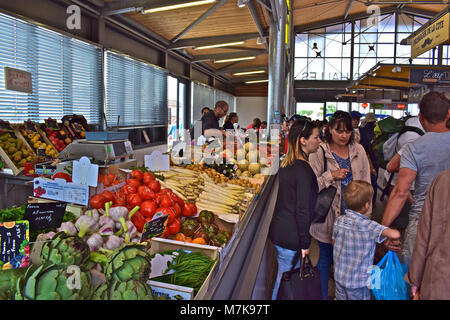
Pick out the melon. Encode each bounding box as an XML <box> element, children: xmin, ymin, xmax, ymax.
<box><xmin>237</xmin><ymin>159</ymin><xmax>249</xmax><ymax>171</ymax></box>
<box><xmin>246</xmin><ymin>151</ymin><xmax>258</xmax><ymax>163</ymax></box>
<box><xmin>244</xmin><ymin>142</ymin><xmax>256</xmax><ymax>153</ymax></box>
<box><xmin>248</xmin><ymin>163</ymin><xmax>261</xmax><ymax>175</ymax></box>
<box><xmin>242</xmin><ymin>170</ymin><xmax>252</xmax><ymax>177</ymax></box>
<box><xmin>236</xmin><ymin>149</ymin><xmax>246</xmax><ymax>161</ymax></box>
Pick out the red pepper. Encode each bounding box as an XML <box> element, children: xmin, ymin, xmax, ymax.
<box><xmin>131</xmin><ymin>210</ymin><xmax>146</xmax><ymax>233</ymax></box>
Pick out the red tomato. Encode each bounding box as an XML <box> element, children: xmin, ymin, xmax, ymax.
<box><xmin>143</xmin><ymin>172</ymin><xmax>155</xmax><ymax>185</ymax></box>
<box><xmin>89</xmin><ymin>194</ymin><xmax>107</xmax><ymax>210</ymax></box>
<box><xmin>101</xmin><ymin>190</ymin><xmax>115</xmax><ymax>203</ymax></box>
<box><xmin>127</xmin><ymin>193</ymin><xmax>142</xmax><ymax>208</ymax></box>
<box><xmin>137</xmin><ymin>185</ymin><xmax>155</xmax><ymax>200</ymax></box>
<box><xmin>176</xmin><ymin>197</ymin><xmax>184</xmax><ymax>209</ymax></box>
<box><xmin>102</xmin><ymin>175</ymin><xmax>113</xmax><ymax>187</ymax></box>
<box><xmin>113</xmin><ymin>197</ymin><xmax>126</xmax><ymax>207</ymax></box>
<box><xmin>160</xmin><ymin>195</ymin><xmax>173</xmax><ymax>208</ymax></box>
<box><xmin>122</xmin><ymin>185</ymin><xmax>137</xmax><ymax>195</ymax></box>
<box><xmin>160</xmin><ymin>188</ymin><xmax>173</xmax><ymax>195</ymax></box>
<box><xmin>187</xmin><ymin>203</ymin><xmax>197</xmax><ymax>216</ymax></box>
<box><xmin>140</xmin><ymin>200</ymin><xmax>157</xmax><ymax>219</ymax></box>
<box><xmin>148</xmin><ymin>180</ymin><xmax>161</xmax><ymax>193</ymax></box>
<box><xmin>162</xmin><ymin>227</ymin><xmax>170</xmax><ymax>238</ymax></box>
<box><xmin>154</xmin><ymin>193</ymin><xmax>162</xmax><ymax>207</ymax></box>
<box><xmin>131</xmin><ymin>211</ymin><xmax>146</xmax><ymax>233</ymax></box>
<box><xmin>52</xmin><ymin>172</ymin><xmax>72</xmax><ymax>183</ymax></box>
<box><xmin>130</xmin><ymin>169</ymin><xmax>144</xmax><ymax>182</ymax></box>
<box><xmin>182</xmin><ymin>203</ymin><xmax>194</xmax><ymax>217</ymax></box>
<box><xmin>155</xmin><ymin>207</ymin><xmax>176</xmax><ymax>224</ymax></box>
<box><xmin>126</xmin><ymin>179</ymin><xmax>141</xmax><ymax>188</ymax></box>
<box><xmin>168</xmin><ymin>219</ymin><xmax>181</xmax><ymax>235</ymax></box>
<box><xmin>169</xmin><ymin>193</ymin><xmax>180</xmax><ymax>205</ymax></box>
<box><xmin>173</xmin><ymin>203</ymin><xmax>181</xmax><ymax>218</ymax></box>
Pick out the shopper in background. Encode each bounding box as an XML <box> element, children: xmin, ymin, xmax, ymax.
<box><xmin>350</xmin><ymin>111</ymin><xmax>362</xmax><ymax>144</ymax></box>
<box><xmin>201</xmin><ymin>100</ymin><xmax>229</xmax><ymax>136</ymax></box>
<box><xmin>381</xmin><ymin>92</ymin><xmax>450</xmax><ymax>266</ymax></box>
<box><xmin>405</xmin><ymin>169</ymin><xmax>450</xmax><ymax>300</ymax></box>
<box><xmin>222</xmin><ymin>112</ymin><xmax>239</xmax><ymax>130</ymax></box>
<box><xmin>190</xmin><ymin>107</ymin><xmax>211</xmax><ymax>142</ymax></box>
<box><xmin>283</xmin><ymin>114</ymin><xmax>303</xmax><ymax>154</ymax></box>
<box><xmin>260</xmin><ymin>121</ymin><xmax>267</xmax><ymax>130</ymax></box>
<box><xmin>269</xmin><ymin>118</ymin><xmax>321</xmax><ymax>300</ymax></box>
<box><xmin>333</xmin><ymin>180</ymin><xmax>400</xmax><ymax>300</ymax></box>
<box><xmin>359</xmin><ymin>112</ymin><xmax>378</xmax><ymax>206</ymax></box>
<box><xmin>309</xmin><ymin>111</ymin><xmax>371</xmax><ymax>300</ymax></box>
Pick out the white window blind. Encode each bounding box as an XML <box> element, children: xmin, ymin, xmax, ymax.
<box><xmin>105</xmin><ymin>50</ymin><xmax>168</xmax><ymax>127</ymax></box>
<box><xmin>0</xmin><ymin>13</ymin><xmax>102</xmax><ymax>123</ymax></box>
<box><xmin>191</xmin><ymin>81</ymin><xmax>215</xmax><ymax>124</ymax></box>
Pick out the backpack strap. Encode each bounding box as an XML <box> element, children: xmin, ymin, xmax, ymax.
<box><xmin>398</xmin><ymin>125</ymin><xmax>424</xmax><ymax>137</ymax></box>
<box><xmin>320</xmin><ymin>145</ymin><xmax>327</xmax><ymax>173</ymax></box>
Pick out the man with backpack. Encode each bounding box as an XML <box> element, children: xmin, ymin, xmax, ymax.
<box><xmin>381</xmin><ymin>92</ymin><xmax>450</xmax><ymax>266</ymax></box>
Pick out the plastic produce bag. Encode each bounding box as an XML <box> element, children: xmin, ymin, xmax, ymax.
<box><xmin>371</xmin><ymin>251</ymin><xmax>409</xmax><ymax>300</ymax></box>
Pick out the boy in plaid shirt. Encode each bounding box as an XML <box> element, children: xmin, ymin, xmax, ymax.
<box><xmin>332</xmin><ymin>180</ymin><xmax>400</xmax><ymax>300</ymax></box>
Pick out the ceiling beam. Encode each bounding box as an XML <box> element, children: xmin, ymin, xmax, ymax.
<box><xmin>255</xmin><ymin>0</ymin><xmax>272</xmax><ymax>12</ymax></box>
<box><xmin>343</xmin><ymin>0</ymin><xmax>355</xmax><ymax>19</ymax></box>
<box><xmin>101</xmin><ymin>0</ymin><xmax>158</xmax><ymax>15</ymax></box>
<box><xmin>217</xmin><ymin>65</ymin><xmax>268</xmax><ymax>74</ymax></box>
<box><xmin>247</xmin><ymin>0</ymin><xmax>269</xmax><ymax>51</ymax></box>
<box><xmin>221</xmin><ymin>46</ymin><xmax>268</xmax><ymax>52</ymax></box>
<box><xmin>171</xmin><ymin>0</ymin><xmax>228</xmax><ymax>43</ymax></box>
<box><xmin>295</xmin><ymin>5</ymin><xmax>399</xmax><ymax>32</ymax></box>
<box><xmin>399</xmin><ymin>5</ymin><xmax>442</xmax><ymax>19</ymax></box>
<box><xmin>168</xmin><ymin>32</ymin><xmax>262</xmax><ymax>50</ymax></box>
<box><xmin>192</xmin><ymin>50</ymin><xmax>266</xmax><ymax>62</ymax></box>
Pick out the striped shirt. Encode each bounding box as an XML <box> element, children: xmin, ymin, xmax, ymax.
<box><xmin>332</xmin><ymin>209</ymin><xmax>387</xmax><ymax>288</ymax></box>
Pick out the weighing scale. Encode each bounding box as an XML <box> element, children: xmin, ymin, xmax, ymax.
<box><xmin>57</xmin><ymin>139</ymin><xmax>135</xmax><ymax>166</ymax></box>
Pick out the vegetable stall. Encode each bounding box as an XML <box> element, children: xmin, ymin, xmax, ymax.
<box><xmin>0</xmin><ymin>133</ymin><xmax>278</xmax><ymax>300</ymax></box>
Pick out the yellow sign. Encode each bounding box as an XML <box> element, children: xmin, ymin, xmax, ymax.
<box><xmin>411</xmin><ymin>12</ymin><xmax>449</xmax><ymax>59</ymax></box>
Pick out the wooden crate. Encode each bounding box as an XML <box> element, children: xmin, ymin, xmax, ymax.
<box><xmin>14</xmin><ymin>123</ymin><xmax>57</xmax><ymax>159</ymax></box>
<box><xmin>0</xmin><ymin>145</ymin><xmax>23</xmax><ymax>175</ymax></box>
<box><xmin>0</xmin><ymin>130</ymin><xmax>36</xmax><ymax>175</ymax></box>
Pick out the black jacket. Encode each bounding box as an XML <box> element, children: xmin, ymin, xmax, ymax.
<box><xmin>269</xmin><ymin>159</ymin><xmax>318</xmax><ymax>251</ymax></box>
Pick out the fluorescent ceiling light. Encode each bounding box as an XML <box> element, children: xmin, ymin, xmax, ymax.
<box><xmin>143</xmin><ymin>0</ymin><xmax>216</xmax><ymax>14</ymax></box>
<box><xmin>245</xmin><ymin>79</ymin><xmax>268</xmax><ymax>84</ymax></box>
<box><xmin>215</xmin><ymin>56</ymin><xmax>256</xmax><ymax>63</ymax></box>
<box><xmin>233</xmin><ymin>70</ymin><xmax>265</xmax><ymax>76</ymax></box>
<box><xmin>195</xmin><ymin>41</ymin><xmax>245</xmax><ymax>50</ymax></box>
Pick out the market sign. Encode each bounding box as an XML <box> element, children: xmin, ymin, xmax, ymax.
<box><xmin>0</xmin><ymin>221</ymin><xmax>30</xmax><ymax>270</ymax></box>
<box><xmin>411</xmin><ymin>12</ymin><xmax>449</xmax><ymax>59</ymax></box>
<box><xmin>410</xmin><ymin>68</ymin><xmax>450</xmax><ymax>84</ymax></box>
<box><xmin>140</xmin><ymin>213</ymin><xmax>169</xmax><ymax>242</ymax></box>
<box><xmin>4</xmin><ymin>67</ymin><xmax>32</xmax><ymax>94</ymax></box>
<box><xmin>23</xmin><ymin>202</ymin><xmax>67</xmax><ymax>231</ymax></box>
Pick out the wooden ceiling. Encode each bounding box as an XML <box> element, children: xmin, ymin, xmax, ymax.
<box><xmin>102</xmin><ymin>0</ymin><xmax>448</xmax><ymax>85</ymax></box>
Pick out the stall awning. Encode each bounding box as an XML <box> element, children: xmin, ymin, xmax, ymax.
<box><xmin>350</xmin><ymin>63</ymin><xmax>450</xmax><ymax>91</ymax></box>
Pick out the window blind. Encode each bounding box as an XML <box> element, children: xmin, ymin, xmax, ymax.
<box><xmin>0</xmin><ymin>13</ymin><xmax>102</xmax><ymax>124</ymax></box>
<box><xmin>104</xmin><ymin>50</ymin><xmax>168</xmax><ymax>127</ymax></box>
<box><xmin>191</xmin><ymin>81</ymin><xmax>215</xmax><ymax>124</ymax></box>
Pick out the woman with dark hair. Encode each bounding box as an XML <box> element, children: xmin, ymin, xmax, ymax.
<box><xmin>223</xmin><ymin>112</ymin><xmax>239</xmax><ymax>130</ymax></box>
<box><xmin>269</xmin><ymin>119</ymin><xmax>322</xmax><ymax>299</ymax></box>
<box><xmin>308</xmin><ymin>111</ymin><xmax>371</xmax><ymax>300</ymax></box>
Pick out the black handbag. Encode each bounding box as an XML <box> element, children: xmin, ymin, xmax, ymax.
<box><xmin>277</xmin><ymin>252</ymin><xmax>322</xmax><ymax>300</ymax></box>
<box><xmin>312</xmin><ymin>146</ymin><xmax>337</xmax><ymax>223</ymax></box>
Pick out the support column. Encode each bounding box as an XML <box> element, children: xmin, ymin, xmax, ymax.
<box><xmin>267</xmin><ymin>0</ymin><xmax>287</xmax><ymax>133</ymax></box>
<box><xmin>437</xmin><ymin>44</ymin><xmax>443</xmax><ymax>66</ymax></box>
<box><xmin>284</xmin><ymin>0</ymin><xmax>295</xmax><ymax>118</ymax></box>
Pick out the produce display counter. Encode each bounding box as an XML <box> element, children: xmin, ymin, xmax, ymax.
<box><xmin>203</xmin><ymin>173</ymin><xmax>278</xmax><ymax>299</ymax></box>
<box><xmin>0</xmin><ymin>172</ymin><xmax>34</xmax><ymax>209</ymax></box>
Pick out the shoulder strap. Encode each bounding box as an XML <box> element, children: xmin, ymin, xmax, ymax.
<box><xmin>320</xmin><ymin>146</ymin><xmax>327</xmax><ymax>172</ymax></box>
<box><xmin>398</xmin><ymin>125</ymin><xmax>424</xmax><ymax>137</ymax></box>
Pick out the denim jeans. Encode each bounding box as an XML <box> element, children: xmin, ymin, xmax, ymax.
<box><xmin>271</xmin><ymin>244</ymin><xmax>300</xmax><ymax>300</ymax></box>
<box><xmin>335</xmin><ymin>281</ymin><xmax>371</xmax><ymax>300</ymax></box>
<box><xmin>317</xmin><ymin>241</ymin><xmax>333</xmax><ymax>300</ymax></box>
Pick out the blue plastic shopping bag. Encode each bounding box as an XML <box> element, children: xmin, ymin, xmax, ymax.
<box><xmin>370</xmin><ymin>251</ymin><xmax>409</xmax><ymax>300</ymax></box>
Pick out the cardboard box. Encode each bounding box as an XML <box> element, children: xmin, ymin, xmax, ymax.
<box><xmin>148</xmin><ymin>238</ymin><xmax>219</xmax><ymax>300</ymax></box>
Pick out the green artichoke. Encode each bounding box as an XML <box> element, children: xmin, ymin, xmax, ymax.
<box><xmin>15</xmin><ymin>263</ymin><xmax>92</xmax><ymax>300</ymax></box>
<box><xmin>40</xmin><ymin>232</ymin><xmax>91</xmax><ymax>270</ymax></box>
<box><xmin>105</xmin><ymin>244</ymin><xmax>152</xmax><ymax>283</ymax></box>
<box><xmin>0</xmin><ymin>268</ymin><xmax>26</xmax><ymax>300</ymax></box>
<box><xmin>92</xmin><ymin>280</ymin><xmax>154</xmax><ymax>300</ymax></box>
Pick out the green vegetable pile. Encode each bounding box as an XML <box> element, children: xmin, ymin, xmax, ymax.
<box><xmin>153</xmin><ymin>250</ymin><xmax>216</xmax><ymax>294</ymax></box>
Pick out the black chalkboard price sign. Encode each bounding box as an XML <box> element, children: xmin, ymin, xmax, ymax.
<box><xmin>0</xmin><ymin>221</ymin><xmax>30</xmax><ymax>269</ymax></box>
<box><xmin>24</xmin><ymin>202</ymin><xmax>67</xmax><ymax>231</ymax></box>
<box><xmin>140</xmin><ymin>214</ymin><xmax>169</xmax><ymax>242</ymax></box>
